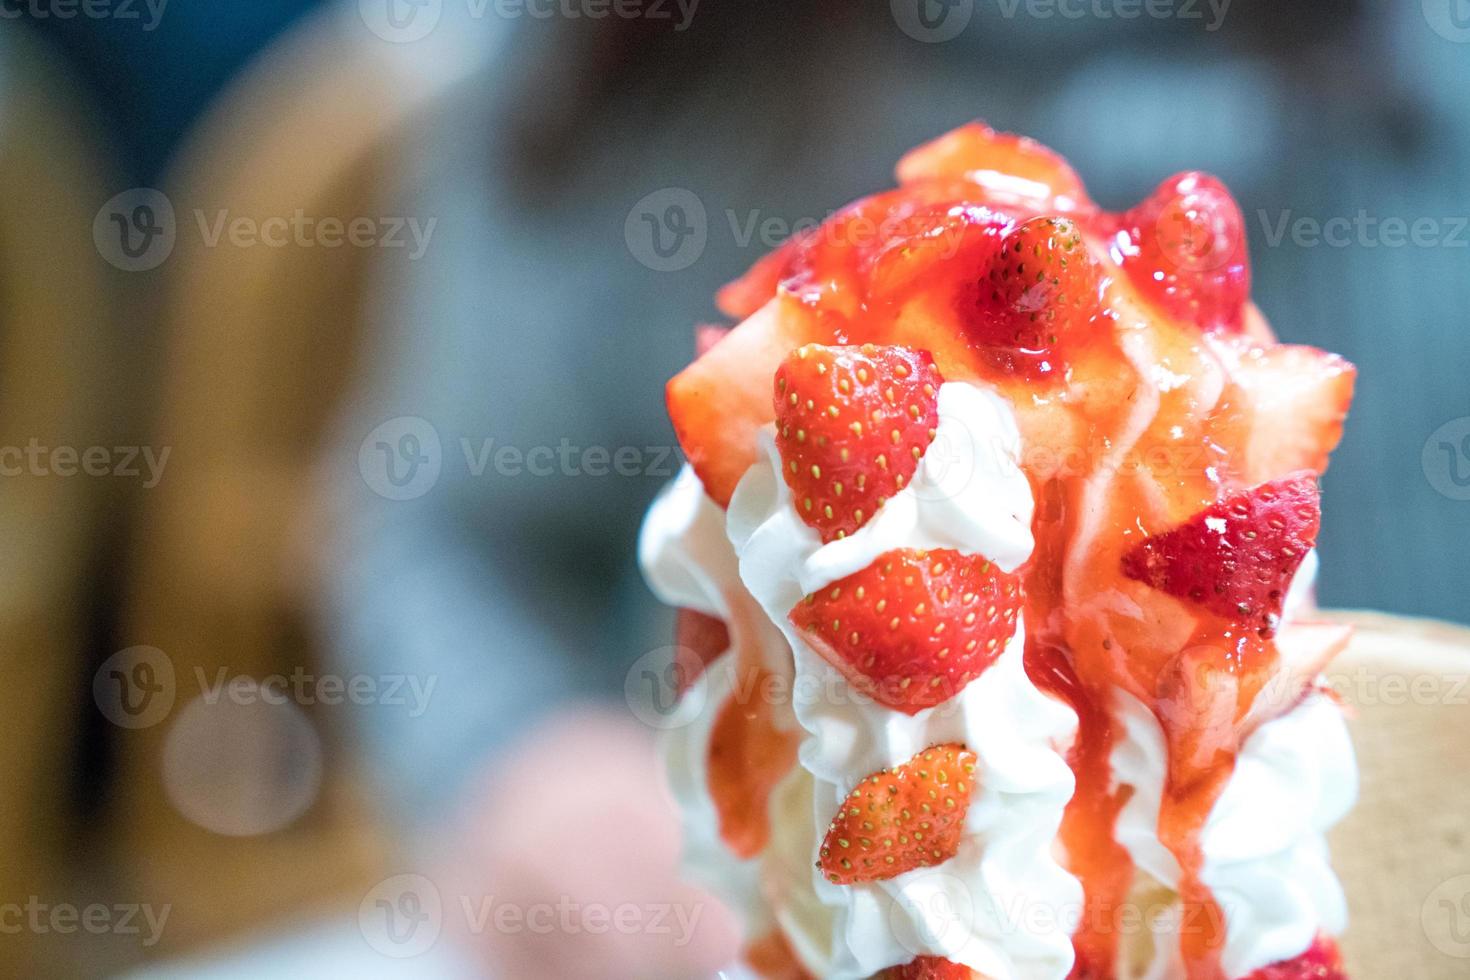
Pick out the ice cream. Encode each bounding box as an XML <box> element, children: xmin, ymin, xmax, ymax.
<box><xmin>640</xmin><ymin>122</ymin><xmax>1357</xmax><ymax>979</ymax></box>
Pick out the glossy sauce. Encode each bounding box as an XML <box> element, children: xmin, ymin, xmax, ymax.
<box><xmin>687</xmin><ymin>128</ymin><xmax>1348</xmax><ymax>979</ymax></box>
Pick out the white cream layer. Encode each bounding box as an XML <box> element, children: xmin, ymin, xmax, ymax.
<box><xmin>724</xmin><ymin>383</ymin><xmax>1081</xmax><ymax>980</ymax></box>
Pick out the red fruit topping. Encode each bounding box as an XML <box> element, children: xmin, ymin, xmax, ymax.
<box><xmin>1242</xmin><ymin>935</ymin><xmax>1347</xmax><ymax>979</ymax></box>
<box><xmin>668</xmin><ymin>300</ymin><xmax>815</xmax><ymax>506</ymax></box>
<box><xmin>672</xmin><ymin>608</ymin><xmax>729</xmax><ymax>696</ymax></box>
<box><xmin>774</xmin><ymin>344</ymin><xmax>943</xmax><ymax>543</ymax></box>
<box><xmin>707</xmin><ymin>670</ymin><xmax>800</xmax><ymax>859</ymax></box>
<box><xmin>717</xmin><ymin>234</ymin><xmax>808</xmax><ymax>320</ymax></box>
<box><xmin>865</xmin><ymin>203</ymin><xmax>1013</xmax><ymax>306</ymax></box>
<box><xmin>1110</xmin><ymin>171</ymin><xmax>1250</xmax><ymax>332</ymax></box>
<box><xmin>1217</xmin><ymin>341</ymin><xmax>1356</xmax><ymax>483</ymax></box>
<box><xmin>694</xmin><ymin>323</ymin><xmax>730</xmax><ymax>357</ymax></box>
<box><xmin>959</xmin><ymin>215</ymin><xmax>1103</xmax><ymax>377</ymax></box>
<box><xmin>791</xmin><ymin>549</ymin><xmax>1023</xmax><ymax>714</ymax></box>
<box><xmin>897</xmin><ymin>121</ymin><xmax>1090</xmax><ymax>213</ymax></box>
<box><xmin>1122</xmin><ymin>474</ymin><xmax>1321</xmax><ymax>637</ymax></box>
<box><xmin>817</xmin><ymin>743</ymin><xmax>977</xmax><ymax>884</ymax></box>
<box><xmin>879</xmin><ymin>956</ymin><xmax>974</xmax><ymax>979</ymax></box>
<box><xmin>744</xmin><ymin>930</ymin><xmax>815</xmax><ymax>980</ymax></box>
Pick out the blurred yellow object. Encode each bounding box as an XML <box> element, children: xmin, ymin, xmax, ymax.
<box><xmin>0</xmin><ymin>9</ymin><xmax>483</xmax><ymax>977</ymax></box>
<box><xmin>1328</xmin><ymin>611</ymin><xmax>1470</xmax><ymax>978</ymax></box>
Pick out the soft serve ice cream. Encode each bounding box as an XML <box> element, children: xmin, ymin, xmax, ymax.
<box><xmin>640</xmin><ymin>122</ymin><xmax>1359</xmax><ymax>979</ymax></box>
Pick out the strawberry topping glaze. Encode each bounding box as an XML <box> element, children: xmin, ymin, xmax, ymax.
<box><xmin>666</xmin><ymin>122</ymin><xmax>1356</xmax><ymax>979</ymax></box>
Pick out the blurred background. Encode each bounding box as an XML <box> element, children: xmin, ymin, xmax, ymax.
<box><xmin>1</xmin><ymin>0</ymin><xmax>1468</xmax><ymax>976</ymax></box>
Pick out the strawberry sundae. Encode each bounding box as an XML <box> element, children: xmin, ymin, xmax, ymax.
<box><xmin>640</xmin><ymin>123</ymin><xmax>1356</xmax><ymax>979</ymax></box>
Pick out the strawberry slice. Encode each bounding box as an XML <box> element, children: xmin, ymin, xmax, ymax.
<box><xmin>1109</xmin><ymin>171</ymin><xmax>1249</xmax><ymax>332</ymax></box>
<box><xmin>672</xmin><ymin>608</ymin><xmax>729</xmax><ymax>696</ymax></box>
<box><xmin>1214</xmin><ymin>341</ymin><xmax>1356</xmax><ymax>483</ymax></box>
<box><xmin>668</xmin><ymin>299</ymin><xmax>816</xmax><ymax>506</ymax></box>
<box><xmin>744</xmin><ymin>930</ymin><xmax>814</xmax><ymax>980</ymax></box>
<box><xmin>817</xmin><ymin>743</ymin><xmax>977</xmax><ymax>885</ymax></box>
<box><xmin>958</xmin><ymin>215</ymin><xmax>1103</xmax><ymax>377</ymax></box>
<box><xmin>1242</xmin><ymin>935</ymin><xmax>1347</xmax><ymax>979</ymax></box>
<box><xmin>791</xmin><ymin>549</ymin><xmax>1023</xmax><ymax>714</ymax></box>
<box><xmin>897</xmin><ymin>121</ymin><xmax>1090</xmax><ymax>213</ymax></box>
<box><xmin>1121</xmin><ymin>474</ymin><xmax>1321</xmax><ymax>638</ymax></box>
<box><xmin>879</xmin><ymin>956</ymin><xmax>974</xmax><ymax>979</ymax></box>
<box><xmin>774</xmin><ymin>344</ymin><xmax>942</xmax><ymax>543</ymax></box>
<box><xmin>707</xmin><ymin>669</ymin><xmax>800</xmax><ymax>859</ymax></box>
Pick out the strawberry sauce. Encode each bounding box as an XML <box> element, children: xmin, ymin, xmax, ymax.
<box><xmin>670</xmin><ymin>123</ymin><xmax>1356</xmax><ymax>979</ymax></box>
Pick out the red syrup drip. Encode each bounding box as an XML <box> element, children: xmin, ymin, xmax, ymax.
<box><xmin>670</xmin><ymin>124</ymin><xmax>1353</xmax><ymax>980</ymax></box>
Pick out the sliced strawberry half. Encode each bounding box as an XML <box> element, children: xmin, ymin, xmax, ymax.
<box><xmin>673</xmin><ymin>608</ymin><xmax>729</xmax><ymax>697</ymax></box>
<box><xmin>775</xmin><ymin>344</ymin><xmax>942</xmax><ymax>543</ymax></box>
<box><xmin>879</xmin><ymin>956</ymin><xmax>975</xmax><ymax>979</ymax></box>
<box><xmin>817</xmin><ymin>743</ymin><xmax>977</xmax><ymax>885</ymax></box>
<box><xmin>668</xmin><ymin>299</ymin><xmax>817</xmax><ymax>506</ymax></box>
<box><xmin>897</xmin><ymin>121</ymin><xmax>1090</xmax><ymax>213</ymax></box>
<box><xmin>958</xmin><ymin>215</ymin><xmax>1103</xmax><ymax>378</ymax></box>
<box><xmin>1109</xmin><ymin>171</ymin><xmax>1250</xmax><ymax>332</ymax></box>
<box><xmin>743</xmin><ymin>930</ymin><xmax>814</xmax><ymax>980</ymax></box>
<box><xmin>1122</xmin><ymin>474</ymin><xmax>1321</xmax><ymax>638</ymax></box>
<box><xmin>1242</xmin><ymin>935</ymin><xmax>1347</xmax><ymax>979</ymax></box>
<box><xmin>791</xmin><ymin>549</ymin><xmax>1023</xmax><ymax>714</ymax></box>
<box><xmin>1215</xmin><ymin>341</ymin><xmax>1356</xmax><ymax>483</ymax></box>
<box><xmin>707</xmin><ymin>669</ymin><xmax>800</xmax><ymax>859</ymax></box>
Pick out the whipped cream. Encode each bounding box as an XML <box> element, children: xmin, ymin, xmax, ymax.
<box><xmin>1109</xmin><ymin>544</ymin><xmax>1356</xmax><ymax>979</ymax></box>
<box><xmin>1112</xmin><ymin>691</ymin><xmax>1354</xmax><ymax>979</ymax></box>
<box><xmin>725</xmin><ymin>382</ymin><xmax>1081</xmax><ymax>980</ymax></box>
<box><xmin>640</xmin><ymin>467</ymin><xmax>791</xmax><ymax>937</ymax></box>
